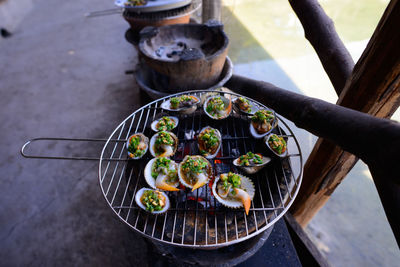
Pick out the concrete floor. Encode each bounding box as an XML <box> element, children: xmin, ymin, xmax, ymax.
<box><xmin>0</xmin><ymin>0</ymin><xmax>150</xmax><ymax>265</ymax></box>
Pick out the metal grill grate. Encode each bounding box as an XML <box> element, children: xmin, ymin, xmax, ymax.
<box><xmin>99</xmin><ymin>90</ymin><xmax>303</xmax><ymax>248</ymax></box>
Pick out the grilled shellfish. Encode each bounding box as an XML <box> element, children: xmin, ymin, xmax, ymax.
<box><xmin>144</xmin><ymin>157</ymin><xmax>180</xmax><ymax>191</ymax></box>
<box><xmin>135</xmin><ymin>188</ymin><xmax>170</xmax><ymax>214</ymax></box>
<box><xmin>149</xmin><ymin>131</ymin><xmax>178</xmax><ymax>158</ymax></box>
<box><xmin>233</xmin><ymin>97</ymin><xmax>257</xmax><ymax>115</ymax></box>
<box><xmin>265</xmin><ymin>133</ymin><xmax>288</xmax><ymax>158</ymax></box>
<box><xmin>178</xmin><ymin>155</ymin><xmax>213</xmax><ymax>191</ymax></box>
<box><xmin>233</xmin><ymin>152</ymin><xmax>271</xmax><ymax>174</ymax></box>
<box><xmin>161</xmin><ymin>95</ymin><xmax>200</xmax><ymax>114</ymax></box>
<box><xmin>151</xmin><ymin>116</ymin><xmax>179</xmax><ymax>132</ymax></box>
<box><xmin>197</xmin><ymin>126</ymin><xmax>221</xmax><ymax>159</ymax></box>
<box><xmin>126</xmin><ymin>133</ymin><xmax>149</xmax><ymax>159</ymax></box>
<box><xmin>204</xmin><ymin>95</ymin><xmax>232</xmax><ymax>120</ymax></box>
<box><xmin>249</xmin><ymin>109</ymin><xmax>277</xmax><ymax>139</ymax></box>
<box><xmin>212</xmin><ymin>172</ymin><xmax>255</xmax><ymax>215</ymax></box>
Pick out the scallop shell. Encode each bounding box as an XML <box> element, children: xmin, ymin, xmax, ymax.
<box><xmin>233</xmin><ymin>155</ymin><xmax>271</xmax><ymax>174</ymax></box>
<box><xmin>264</xmin><ymin>133</ymin><xmax>288</xmax><ymax>158</ymax></box>
<box><xmin>126</xmin><ymin>133</ymin><xmax>149</xmax><ymax>159</ymax></box>
<box><xmin>149</xmin><ymin>131</ymin><xmax>178</xmax><ymax>157</ymax></box>
<box><xmin>212</xmin><ymin>173</ymin><xmax>255</xmax><ymax>209</ymax></box>
<box><xmin>203</xmin><ymin>95</ymin><xmax>232</xmax><ymax>120</ymax></box>
<box><xmin>178</xmin><ymin>155</ymin><xmax>212</xmax><ymax>191</ymax></box>
<box><xmin>232</xmin><ymin>97</ymin><xmax>258</xmax><ymax>115</ymax></box>
<box><xmin>249</xmin><ymin>116</ymin><xmax>278</xmax><ymax>139</ymax></box>
<box><xmin>150</xmin><ymin>116</ymin><xmax>179</xmax><ymax>132</ymax></box>
<box><xmin>144</xmin><ymin>158</ymin><xmax>180</xmax><ymax>190</ymax></box>
<box><xmin>160</xmin><ymin>95</ymin><xmax>200</xmax><ymax>115</ymax></box>
<box><xmin>197</xmin><ymin>126</ymin><xmax>221</xmax><ymax>159</ymax></box>
<box><xmin>135</xmin><ymin>188</ymin><xmax>170</xmax><ymax>214</ymax></box>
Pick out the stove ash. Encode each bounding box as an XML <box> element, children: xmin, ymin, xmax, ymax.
<box><xmin>155</xmin><ymin>41</ymin><xmax>206</xmax><ymax>61</ymax></box>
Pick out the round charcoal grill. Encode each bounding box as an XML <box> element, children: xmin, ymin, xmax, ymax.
<box><xmin>98</xmin><ymin>90</ymin><xmax>303</xmax><ymax>248</ymax></box>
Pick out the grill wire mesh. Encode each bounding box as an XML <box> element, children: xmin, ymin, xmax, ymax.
<box><xmin>99</xmin><ymin>90</ymin><xmax>303</xmax><ymax>248</ymax></box>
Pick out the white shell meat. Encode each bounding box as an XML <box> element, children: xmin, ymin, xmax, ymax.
<box><xmin>197</xmin><ymin>126</ymin><xmax>221</xmax><ymax>159</ymax></box>
<box><xmin>203</xmin><ymin>95</ymin><xmax>232</xmax><ymax>120</ymax></box>
<box><xmin>149</xmin><ymin>131</ymin><xmax>178</xmax><ymax>158</ymax></box>
<box><xmin>150</xmin><ymin>116</ymin><xmax>179</xmax><ymax>132</ymax></box>
<box><xmin>264</xmin><ymin>133</ymin><xmax>288</xmax><ymax>158</ymax></box>
<box><xmin>178</xmin><ymin>155</ymin><xmax>212</xmax><ymax>191</ymax></box>
<box><xmin>212</xmin><ymin>173</ymin><xmax>255</xmax><ymax>209</ymax></box>
<box><xmin>233</xmin><ymin>155</ymin><xmax>271</xmax><ymax>174</ymax></box>
<box><xmin>135</xmin><ymin>187</ymin><xmax>170</xmax><ymax>214</ymax></box>
<box><xmin>160</xmin><ymin>95</ymin><xmax>200</xmax><ymax>114</ymax></box>
<box><xmin>144</xmin><ymin>158</ymin><xmax>180</xmax><ymax>191</ymax></box>
<box><xmin>126</xmin><ymin>133</ymin><xmax>149</xmax><ymax>159</ymax></box>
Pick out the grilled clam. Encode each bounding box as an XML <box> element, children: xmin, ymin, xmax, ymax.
<box><xmin>204</xmin><ymin>95</ymin><xmax>232</xmax><ymax>120</ymax></box>
<box><xmin>233</xmin><ymin>152</ymin><xmax>271</xmax><ymax>174</ymax></box>
<box><xmin>135</xmin><ymin>188</ymin><xmax>170</xmax><ymax>214</ymax></box>
<box><xmin>197</xmin><ymin>126</ymin><xmax>221</xmax><ymax>159</ymax></box>
<box><xmin>126</xmin><ymin>133</ymin><xmax>149</xmax><ymax>159</ymax></box>
<box><xmin>151</xmin><ymin>116</ymin><xmax>179</xmax><ymax>132</ymax></box>
<box><xmin>212</xmin><ymin>172</ymin><xmax>255</xmax><ymax>215</ymax></box>
<box><xmin>233</xmin><ymin>97</ymin><xmax>257</xmax><ymax>115</ymax></box>
<box><xmin>149</xmin><ymin>131</ymin><xmax>178</xmax><ymax>158</ymax></box>
<box><xmin>144</xmin><ymin>157</ymin><xmax>180</xmax><ymax>191</ymax></box>
<box><xmin>265</xmin><ymin>133</ymin><xmax>288</xmax><ymax>158</ymax></box>
<box><xmin>160</xmin><ymin>95</ymin><xmax>200</xmax><ymax>114</ymax></box>
<box><xmin>249</xmin><ymin>109</ymin><xmax>277</xmax><ymax>139</ymax></box>
<box><xmin>178</xmin><ymin>155</ymin><xmax>213</xmax><ymax>191</ymax></box>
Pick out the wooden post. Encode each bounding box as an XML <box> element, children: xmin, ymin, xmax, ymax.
<box><xmin>202</xmin><ymin>0</ymin><xmax>222</xmax><ymax>23</ymax></box>
<box><xmin>289</xmin><ymin>0</ymin><xmax>354</xmax><ymax>95</ymax></box>
<box><xmin>290</xmin><ymin>0</ymin><xmax>400</xmax><ymax>227</ymax></box>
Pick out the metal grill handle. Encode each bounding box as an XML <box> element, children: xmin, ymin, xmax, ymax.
<box><xmin>21</xmin><ymin>137</ymin><xmax>127</xmax><ymax>161</ymax></box>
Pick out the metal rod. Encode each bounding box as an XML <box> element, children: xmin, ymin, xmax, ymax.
<box><xmin>101</xmin><ymin>121</ymin><xmax>129</xmax><ymax>183</ymax></box>
<box><xmin>84</xmin><ymin>8</ymin><xmax>122</xmax><ymax>18</ymax></box>
<box><xmin>21</xmin><ymin>137</ymin><xmax>127</xmax><ymax>161</ymax></box>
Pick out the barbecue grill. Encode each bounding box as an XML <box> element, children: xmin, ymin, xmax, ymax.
<box><xmin>21</xmin><ymin>90</ymin><xmax>303</xmax><ymax>250</ymax></box>
<box><xmin>98</xmin><ymin>90</ymin><xmax>303</xmax><ymax>249</ymax></box>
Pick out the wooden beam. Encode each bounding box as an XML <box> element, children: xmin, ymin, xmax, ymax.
<box><xmin>290</xmin><ymin>0</ymin><xmax>400</xmax><ymax>228</ymax></box>
<box><xmin>289</xmin><ymin>0</ymin><xmax>354</xmax><ymax>95</ymax></box>
<box><xmin>284</xmin><ymin>213</ymin><xmax>330</xmax><ymax>267</ymax></box>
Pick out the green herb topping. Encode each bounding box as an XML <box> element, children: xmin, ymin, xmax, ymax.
<box><xmin>182</xmin><ymin>156</ymin><xmax>208</xmax><ymax>176</ymax></box>
<box><xmin>206</xmin><ymin>97</ymin><xmax>225</xmax><ymax>117</ymax></box>
<box><xmin>237</xmin><ymin>97</ymin><xmax>252</xmax><ymax>112</ymax></box>
<box><xmin>128</xmin><ymin>135</ymin><xmax>146</xmax><ymax>158</ymax></box>
<box><xmin>220</xmin><ymin>172</ymin><xmax>242</xmax><ymax>191</ymax></box>
<box><xmin>251</xmin><ymin>110</ymin><xmax>274</xmax><ymax>124</ymax></box>
<box><xmin>155</xmin><ymin>131</ymin><xmax>174</xmax><ymax>146</ymax></box>
<box><xmin>238</xmin><ymin>152</ymin><xmax>263</xmax><ymax>166</ymax></box>
<box><xmin>125</xmin><ymin>0</ymin><xmax>147</xmax><ymax>7</ymax></box>
<box><xmin>268</xmin><ymin>134</ymin><xmax>287</xmax><ymax>155</ymax></box>
<box><xmin>199</xmin><ymin>128</ymin><xmax>220</xmax><ymax>153</ymax></box>
<box><xmin>170</xmin><ymin>95</ymin><xmax>197</xmax><ymax>109</ymax></box>
<box><xmin>151</xmin><ymin>157</ymin><xmax>178</xmax><ymax>184</ymax></box>
<box><xmin>170</xmin><ymin>97</ymin><xmax>180</xmax><ymax>109</ymax></box>
<box><xmin>154</xmin><ymin>131</ymin><xmax>175</xmax><ymax>156</ymax></box>
<box><xmin>140</xmin><ymin>190</ymin><xmax>166</xmax><ymax>212</ymax></box>
<box><xmin>156</xmin><ymin>117</ymin><xmax>175</xmax><ymax>131</ymax></box>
